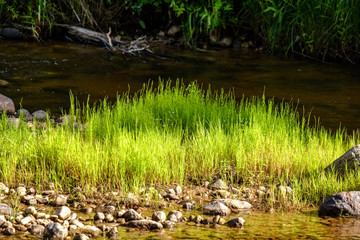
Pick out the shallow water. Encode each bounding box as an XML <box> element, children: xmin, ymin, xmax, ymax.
<box><xmin>0</xmin><ymin>40</ymin><xmax>360</xmax><ymax>132</ymax></box>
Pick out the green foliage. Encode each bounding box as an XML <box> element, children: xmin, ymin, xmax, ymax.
<box><xmin>0</xmin><ymin>80</ymin><xmax>359</xmax><ymax>207</ymax></box>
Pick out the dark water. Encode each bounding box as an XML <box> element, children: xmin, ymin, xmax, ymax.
<box><xmin>1</xmin><ymin>40</ymin><xmax>360</xmax><ymax>132</ymax></box>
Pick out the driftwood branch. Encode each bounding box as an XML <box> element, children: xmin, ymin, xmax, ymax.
<box><xmin>56</xmin><ymin>24</ymin><xmax>151</xmax><ymax>55</ymax></box>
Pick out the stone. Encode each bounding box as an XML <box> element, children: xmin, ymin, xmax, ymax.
<box><xmin>55</xmin><ymin>206</ymin><xmax>71</xmax><ymax>220</ymax></box>
<box><xmin>105</xmin><ymin>205</ymin><xmax>116</xmax><ymax>214</ymax></box>
<box><xmin>3</xmin><ymin>226</ymin><xmax>15</xmax><ymax>235</ymax></box>
<box><xmin>183</xmin><ymin>202</ymin><xmax>195</xmax><ymax>210</ymax></box>
<box><xmin>15</xmin><ymin>109</ymin><xmax>33</xmax><ymax>121</ymax></box>
<box><xmin>167</xmin><ymin>25</ymin><xmax>181</xmax><ymax>36</ymax></box>
<box><xmin>14</xmin><ymin>224</ymin><xmax>27</xmax><ymax>231</ymax></box>
<box><xmin>175</xmin><ymin>185</ymin><xmax>182</xmax><ymax>195</ymax></box>
<box><xmin>42</xmin><ymin>190</ymin><xmax>55</xmax><ymax>195</ymax></box>
<box><xmin>0</xmin><ymin>94</ymin><xmax>15</xmax><ymax>114</ymax></box>
<box><xmin>81</xmin><ymin>225</ymin><xmax>101</xmax><ymax>237</ymax></box>
<box><xmin>167</xmin><ymin>210</ymin><xmax>183</xmax><ymax>222</ymax></box>
<box><xmin>20</xmin><ymin>216</ymin><xmax>34</xmax><ymax>225</ymax></box>
<box><xmin>30</xmin><ymin>224</ymin><xmax>45</xmax><ymax>235</ymax></box>
<box><xmin>123</xmin><ymin>219</ymin><xmax>163</xmax><ymax>230</ymax></box>
<box><xmin>94</xmin><ymin>212</ymin><xmax>105</xmax><ymax>221</ymax></box>
<box><xmin>122</xmin><ymin>209</ymin><xmax>142</xmax><ymax>222</ymax></box>
<box><xmin>16</xmin><ymin>186</ymin><xmax>27</xmax><ymax>196</ymax></box>
<box><xmin>0</xmin><ymin>183</ymin><xmax>9</xmax><ymax>194</ymax></box>
<box><xmin>319</xmin><ymin>191</ymin><xmax>360</xmax><ymax>217</ymax></box>
<box><xmin>0</xmin><ymin>215</ymin><xmax>6</xmax><ymax>226</ymax></box>
<box><xmin>107</xmin><ymin>226</ymin><xmax>118</xmax><ymax>238</ymax></box>
<box><xmin>219</xmin><ymin>37</ymin><xmax>232</xmax><ymax>47</ymax></box>
<box><xmin>0</xmin><ymin>79</ymin><xmax>9</xmax><ymax>86</ymax></box>
<box><xmin>217</xmin><ymin>199</ymin><xmax>252</xmax><ymax>212</ymax></box>
<box><xmin>105</xmin><ymin>214</ymin><xmax>114</xmax><ymax>222</ymax></box>
<box><xmin>1</xmin><ymin>27</ymin><xmax>22</xmax><ymax>39</ymax></box>
<box><xmin>32</xmin><ymin>110</ymin><xmax>47</xmax><ymax>121</ymax></box>
<box><xmin>0</xmin><ymin>204</ymin><xmax>13</xmax><ymax>216</ymax></box>
<box><xmin>116</xmin><ymin>210</ymin><xmax>125</xmax><ymax>218</ymax></box>
<box><xmin>74</xmin><ymin>234</ymin><xmax>90</xmax><ymax>240</ymax></box>
<box><xmin>69</xmin><ymin>219</ymin><xmax>84</xmax><ymax>228</ymax></box>
<box><xmin>211</xmin><ymin>179</ymin><xmax>227</xmax><ymax>190</ymax></box>
<box><xmin>152</xmin><ymin>211</ymin><xmax>166</xmax><ymax>222</ymax></box>
<box><xmin>55</xmin><ymin>195</ymin><xmax>67</xmax><ymax>206</ymax></box>
<box><xmin>25</xmin><ymin>206</ymin><xmax>37</xmax><ymax>216</ymax></box>
<box><xmin>165</xmin><ymin>193</ymin><xmax>179</xmax><ymax>200</ymax></box>
<box><xmin>325</xmin><ymin>145</ymin><xmax>360</xmax><ymax>175</ymax></box>
<box><xmin>203</xmin><ymin>201</ymin><xmax>231</xmax><ymax>216</ymax></box>
<box><xmin>227</xmin><ymin>217</ymin><xmax>245</xmax><ymax>228</ymax></box>
<box><xmin>44</xmin><ymin>222</ymin><xmax>68</xmax><ymax>240</ymax></box>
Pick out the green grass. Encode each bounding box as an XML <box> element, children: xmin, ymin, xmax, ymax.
<box><xmin>0</xmin><ymin>80</ymin><xmax>359</xmax><ymax>208</ymax></box>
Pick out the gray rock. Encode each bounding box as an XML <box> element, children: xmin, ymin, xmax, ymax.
<box><xmin>105</xmin><ymin>214</ymin><xmax>114</xmax><ymax>222</ymax></box>
<box><xmin>211</xmin><ymin>179</ymin><xmax>227</xmax><ymax>190</ymax></box>
<box><xmin>94</xmin><ymin>212</ymin><xmax>105</xmax><ymax>221</ymax></box>
<box><xmin>69</xmin><ymin>219</ymin><xmax>84</xmax><ymax>228</ymax></box>
<box><xmin>20</xmin><ymin>215</ymin><xmax>34</xmax><ymax>225</ymax></box>
<box><xmin>219</xmin><ymin>37</ymin><xmax>232</xmax><ymax>47</ymax></box>
<box><xmin>81</xmin><ymin>225</ymin><xmax>101</xmax><ymax>237</ymax></box>
<box><xmin>107</xmin><ymin>226</ymin><xmax>118</xmax><ymax>238</ymax></box>
<box><xmin>183</xmin><ymin>202</ymin><xmax>195</xmax><ymax>210</ymax></box>
<box><xmin>325</xmin><ymin>145</ymin><xmax>360</xmax><ymax>175</ymax></box>
<box><xmin>122</xmin><ymin>209</ymin><xmax>142</xmax><ymax>222</ymax></box>
<box><xmin>25</xmin><ymin>206</ymin><xmax>37</xmax><ymax>216</ymax></box>
<box><xmin>167</xmin><ymin>210</ymin><xmax>183</xmax><ymax>222</ymax></box>
<box><xmin>15</xmin><ymin>109</ymin><xmax>33</xmax><ymax>121</ymax></box>
<box><xmin>55</xmin><ymin>206</ymin><xmax>71</xmax><ymax>220</ymax></box>
<box><xmin>175</xmin><ymin>185</ymin><xmax>182</xmax><ymax>195</ymax></box>
<box><xmin>30</xmin><ymin>224</ymin><xmax>45</xmax><ymax>235</ymax></box>
<box><xmin>16</xmin><ymin>186</ymin><xmax>27</xmax><ymax>196</ymax></box>
<box><xmin>227</xmin><ymin>217</ymin><xmax>245</xmax><ymax>228</ymax></box>
<box><xmin>0</xmin><ymin>204</ymin><xmax>13</xmax><ymax>216</ymax></box>
<box><xmin>0</xmin><ymin>183</ymin><xmax>9</xmax><ymax>194</ymax></box>
<box><xmin>319</xmin><ymin>191</ymin><xmax>360</xmax><ymax>217</ymax></box>
<box><xmin>32</xmin><ymin>110</ymin><xmax>47</xmax><ymax>121</ymax></box>
<box><xmin>167</xmin><ymin>25</ymin><xmax>181</xmax><ymax>36</ymax></box>
<box><xmin>1</xmin><ymin>27</ymin><xmax>22</xmax><ymax>39</ymax></box>
<box><xmin>74</xmin><ymin>234</ymin><xmax>90</xmax><ymax>240</ymax></box>
<box><xmin>104</xmin><ymin>205</ymin><xmax>116</xmax><ymax>214</ymax></box>
<box><xmin>55</xmin><ymin>195</ymin><xmax>67</xmax><ymax>206</ymax></box>
<box><xmin>123</xmin><ymin>219</ymin><xmax>163</xmax><ymax>230</ymax></box>
<box><xmin>217</xmin><ymin>199</ymin><xmax>252</xmax><ymax>212</ymax></box>
<box><xmin>116</xmin><ymin>210</ymin><xmax>126</xmax><ymax>218</ymax></box>
<box><xmin>0</xmin><ymin>94</ymin><xmax>15</xmax><ymax>114</ymax></box>
<box><xmin>44</xmin><ymin>222</ymin><xmax>68</xmax><ymax>240</ymax></box>
<box><xmin>152</xmin><ymin>211</ymin><xmax>166</xmax><ymax>222</ymax></box>
<box><xmin>165</xmin><ymin>193</ymin><xmax>179</xmax><ymax>200</ymax></box>
<box><xmin>203</xmin><ymin>201</ymin><xmax>231</xmax><ymax>216</ymax></box>
<box><xmin>3</xmin><ymin>226</ymin><xmax>15</xmax><ymax>235</ymax></box>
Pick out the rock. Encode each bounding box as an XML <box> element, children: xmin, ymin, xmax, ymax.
<box><xmin>217</xmin><ymin>199</ymin><xmax>252</xmax><ymax>212</ymax></box>
<box><xmin>203</xmin><ymin>201</ymin><xmax>231</xmax><ymax>216</ymax></box>
<box><xmin>25</xmin><ymin>206</ymin><xmax>37</xmax><ymax>216</ymax></box>
<box><xmin>15</xmin><ymin>109</ymin><xmax>33</xmax><ymax>121</ymax></box>
<box><xmin>94</xmin><ymin>212</ymin><xmax>105</xmax><ymax>221</ymax></box>
<box><xmin>105</xmin><ymin>205</ymin><xmax>116</xmax><ymax>214</ymax></box>
<box><xmin>14</xmin><ymin>224</ymin><xmax>27</xmax><ymax>231</ymax></box>
<box><xmin>16</xmin><ymin>186</ymin><xmax>27</xmax><ymax>196</ymax></box>
<box><xmin>81</xmin><ymin>225</ymin><xmax>101</xmax><ymax>237</ymax></box>
<box><xmin>105</xmin><ymin>214</ymin><xmax>114</xmax><ymax>222</ymax></box>
<box><xmin>219</xmin><ymin>37</ymin><xmax>232</xmax><ymax>47</ymax></box>
<box><xmin>1</xmin><ymin>27</ymin><xmax>22</xmax><ymax>39</ymax></box>
<box><xmin>0</xmin><ymin>94</ymin><xmax>15</xmax><ymax>115</ymax></box>
<box><xmin>325</xmin><ymin>145</ymin><xmax>360</xmax><ymax>175</ymax></box>
<box><xmin>55</xmin><ymin>206</ymin><xmax>71</xmax><ymax>220</ymax></box>
<box><xmin>227</xmin><ymin>217</ymin><xmax>245</xmax><ymax>228</ymax></box>
<box><xmin>319</xmin><ymin>191</ymin><xmax>360</xmax><ymax>217</ymax></box>
<box><xmin>167</xmin><ymin>25</ymin><xmax>181</xmax><ymax>36</ymax></box>
<box><xmin>162</xmin><ymin>220</ymin><xmax>175</xmax><ymax>229</ymax></box>
<box><xmin>183</xmin><ymin>202</ymin><xmax>195</xmax><ymax>210</ymax></box>
<box><xmin>0</xmin><ymin>79</ymin><xmax>9</xmax><ymax>86</ymax></box>
<box><xmin>107</xmin><ymin>226</ymin><xmax>118</xmax><ymax>238</ymax></box>
<box><xmin>152</xmin><ymin>211</ymin><xmax>166</xmax><ymax>222</ymax></box>
<box><xmin>175</xmin><ymin>185</ymin><xmax>182</xmax><ymax>195</ymax></box>
<box><xmin>55</xmin><ymin>195</ymin><xmax>68</xmax><ymax>206</ymax></box>
<box><xmin>20</xmin><ymin>215</ymin><xmax>34</xmax><ymax>225</ymax></box>
<box><xmin>0</xmin><ymin>215</ymin><xmax>6</xmax><ymax>226</ymax></box>
<box><xmin>123</xmin><ymin>219</ymin><xmax>163</xmax><ymax>230</ymax></box>
<box><xmin>167</xmin><ymin>210</ymin><xmax>183</xmax><ymax>222</ymax></box>
<box><xmin>3</xmin><ymin>226</ymin><xmax>15</xmax><ymax>235</ymax></box>
<box><xmin>165</xmin><ymin>193</ymin><xmax>179</xmax><ymax>200</ymax></box>
<box><xmin>122</xmin><ymin>209</ymin><xmax>142</xmax><ymax>222</ymax></box>
<box><xmin>44</xmin><ymin>222</ymin><xmax>68</xmax><ymax>240</ymax></box>
<box><xmin>30</xmin><ymin>224</ymin><xmax>45</xmax><ymax>235</ymax></box>
<box><xmin>0</xmin><ymin>204</ymin><xmax>13</xmax><ymax>216</ymax></box>
<box><xmin>0</xmin><ymin>183</ymin><xmax>9</xmax><ymax>194</ymax></box>
<box><xmin>42</xmin><ymin>190</ymin><xmax>55</xmax><ymax>195</ymax></box>
<box><xmin>7</xmin><ymin>117</ymin><xmax>20</xmax><ymax>127</ymax></box>
<box><xmin>116</xmin><ymin>210</ymin><xmax>125</xmax><ymax>218</ymax></box>
<box><xmin>69</xmin><ymin>219</ymin><xmax>84</xmax><ymax>228</ymax></box>
<box><xmin>211</xmin><ymin>179</ymin><xmax>227</xmax><ymax>190</ymax></box>
<box><xmin>32</xmin><ymin>110</ymin><xmax>47</xmax><ymax>121</ymax></box>
<box><xmin>74</xmin><ymin>234</ymin><xmax>90</xmax><ymax>240</ymax></box>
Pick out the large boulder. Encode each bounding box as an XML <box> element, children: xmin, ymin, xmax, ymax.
<box><xmin>0</xmin><ymin>94</ymin><xmax>15</xmax><ymax>115</ymax></box>
<box><xmin>325</xmin><ymin>145</ymin><xmax>360</xmax><ymax>175</ymax></box>
<box><xmin>319</xmin><ymin>191</ymin><xmax>360</xmax><ymax>217</ymax></box>
<box><xmin>217</xmin><ymin>199</ymin><xmax>252</xmax><ymax>212</ymax></box>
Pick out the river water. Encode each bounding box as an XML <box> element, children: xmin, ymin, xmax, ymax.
<box><xmin>1</xmin><ymin>40</ymin><xmax>359</xmax><ymax>132</ymax></box>
<box><xmin>1</xmin><ymin>40</ymin><xmax>360</xmax><ymax>239</ymax></box>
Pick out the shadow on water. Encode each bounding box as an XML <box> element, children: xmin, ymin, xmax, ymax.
<box><xmin>0</xmin><ymin>40</ymin><xmax>360</xmax><ymax>133</ymax></box>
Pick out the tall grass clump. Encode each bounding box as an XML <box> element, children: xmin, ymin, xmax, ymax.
<box><xmin>0</xmin><ymin>80</ymin><xmax>359</xmax><ymax>207</ymax></box>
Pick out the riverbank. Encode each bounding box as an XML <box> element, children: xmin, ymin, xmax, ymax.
<box><xmin>1</xmin><ymin>80</ymin><xmax>359</xmax><ymax>210</ymax></box>
<box><xmin>1</xmin><ymin>0</ymin><xmax>360</xmax><ymax>63</ymax></box>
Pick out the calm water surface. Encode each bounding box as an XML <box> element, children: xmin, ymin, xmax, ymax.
<box><xmin>1</xmin><ymin>40</ymin><xmax>360</xmax><ymax>239</ymax></box>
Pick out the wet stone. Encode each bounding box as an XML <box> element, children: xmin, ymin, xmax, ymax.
<box><xmin>319</xmin><ymin>191</ymin><xmax>360</xmax><ymax>217</ymax></box>
<box><xmin>123</xmin><ymin>219</ymin><xmax>163</xmax><ymax>230</ymax></box>
<box><xmin>217</xmin><ymin>199</ymin><xmax>252</xmax><ymax>212</ymax></box>
<box><xmin>227</xmin><ymin>217</ymin><xmax>245</xmax><ymax>228</ymax></box>
<box><xmin>167</xmin><ymin>210</ymin><xmax>183</xmax><ymax>222</ymax></box>
<box><xmin>152</xmin><ymin>211</ymin><xmax>166</xmax><ymax>222</ymax></box>
<box><xmin>203</xmin><ymin>201</ymin><xmax>231</xmax><ymax>216</ymax></box>
<box><xmin>123</xmin><ymin>209</ymin><xmax>142</xmax><ymax>222</ymax></box>
<box><xmin>55</xmin><ymin>206</ymin><xmax>71</xmax><ymax>220</ymax></box>
<box><xmin>44</xmin><ymin>222</ymin><xmax>68</xmax><ymax>240</ymax></box>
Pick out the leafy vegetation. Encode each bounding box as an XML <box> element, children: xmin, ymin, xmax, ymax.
<box><xmin>0</xmin><ymin>80</ymin><xmax>359</xmax><ymax>208</ymax></box>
